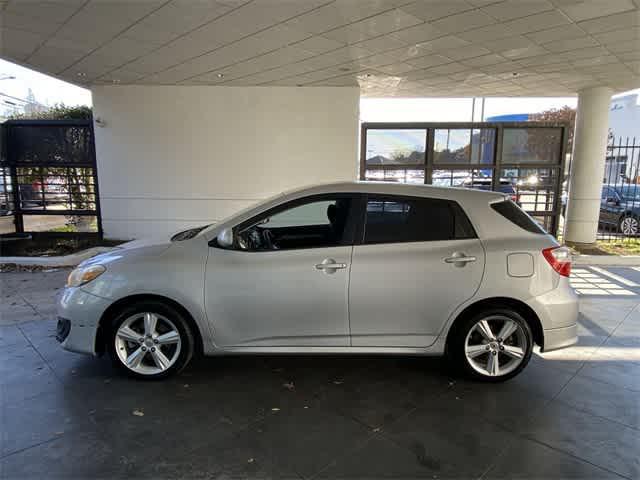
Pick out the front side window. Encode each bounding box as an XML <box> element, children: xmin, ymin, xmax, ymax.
<box><xmin>364</xmin><ymin>195</ymin><xmax>475</xmax><ymax>244</ymax></box>
<box><xmin>232</xmin><ymin>196</ymin><xmax>356</xmax><ymax>251</ymax></box>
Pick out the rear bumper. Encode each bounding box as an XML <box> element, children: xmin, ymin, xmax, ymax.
<box><xmin>526</xmin><ymin>279</ymin><xmax>579</xmax><ymax>351</ymax></box>
<box><xmin>542</xmin><ymin>323</ymin><xmax>578</xmax><ymax>352</ymax></box>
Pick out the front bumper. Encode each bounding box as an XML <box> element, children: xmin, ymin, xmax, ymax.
<box><xmin>57</xmin><ymin>287</ymin><xmax>112</xmax><ymax>355</ymax></box>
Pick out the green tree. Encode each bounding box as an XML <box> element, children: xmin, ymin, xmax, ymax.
<box><xmin>8</xmin><ymin>103</ymin><xmax>92</xmax><ymax>120</ymax></box>
<box><xmin>530</xmin><ymin>105</ymin><xmax>576</xmax><ymax>152</ymax></box>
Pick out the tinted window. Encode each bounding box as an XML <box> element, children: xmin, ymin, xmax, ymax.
<box><xmin>234</xmin><ymin>196</ymin><xmax>355</xmax><ymax>251</ymax></box>
<box><xmin>491</xmin><ymin>200</ymin><xmax>545</xmax><ymax>234</ymax></box>
<box><xmin>364</xmin><ymin>196</ymin><xmax>475</xmax><ymax>244</ymax></box>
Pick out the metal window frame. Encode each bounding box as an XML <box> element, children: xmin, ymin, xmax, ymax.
<box><xmin>1</xmin><ymin>119</ymin><xmax>103</xmax><ymax>238</ymax></box>
<box><xmin>360</xmin><ymin>121</ymin><xmax>569</xmax><ymax>237</ymax></box>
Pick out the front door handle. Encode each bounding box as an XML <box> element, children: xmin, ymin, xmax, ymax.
<box><xmin>444</xmin><ymin>253</ymin><xmax>477</xmax><ymax>267</ymax></box>
<box><xmin>315</xmin><ymin>258</ymin><xmax>347</xmax><ymax>273</ymax></box>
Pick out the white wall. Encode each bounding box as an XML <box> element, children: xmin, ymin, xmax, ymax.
<box><xmin>92</xmin><ymin>85</ymin><xmax>360</xmax><ymax>240</ymax></box>
<box><xmin>609</xmin><ymin>93</ymin><xmax>640</xmax><ymax>142</ymax></box>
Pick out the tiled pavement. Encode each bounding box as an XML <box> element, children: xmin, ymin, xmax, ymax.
<box><xmin>1</xmin><ymin>267</ymin><xmax>639</xmax><ymax>479</ymax></box>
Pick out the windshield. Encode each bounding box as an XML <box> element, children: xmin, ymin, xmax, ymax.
<box><xmin>617</xmin><ymin>186</ymin><xmax>640</xmax><ymax>201</ymax></box>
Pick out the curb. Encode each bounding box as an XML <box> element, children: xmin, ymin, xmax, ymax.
<box><xmin>572</xmin><ymin>254</ymin><xmax>640</xmax><ymax>266</ymax></box>
<box><xmin>0</xmin><ymin>246</ymin><xmax>115</xmax><ymax>268</ymax></box>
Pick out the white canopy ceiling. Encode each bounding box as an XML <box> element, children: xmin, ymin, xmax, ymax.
<box><xmin>2</xmin><ymin>0</ymin><xmax>639</xmax><ymax>96</ymax></box>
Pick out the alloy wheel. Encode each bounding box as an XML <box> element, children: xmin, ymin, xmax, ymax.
<box><xmin>115</xmin><ymin>312</ymin><xmax>182</xmax><ymax>375</ymax></box>
<box><xmin>620</xmin><ymin>216</ymin><xmax>639</xmax><ymax>236</ymax></box>
<box><xmin>464</xmin><ymin>315</ymin><xmax>528</xmax><ymax>377</ymax></box>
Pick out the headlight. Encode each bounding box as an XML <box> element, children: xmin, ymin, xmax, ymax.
<box><xmin>66</xmin><ymin>264</ymin><xmax>106</xmax><ymax>287</ymax></box>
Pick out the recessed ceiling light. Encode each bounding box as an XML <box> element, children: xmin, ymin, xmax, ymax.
<box><xmin>112</xmin><ymin>79</ymin><xmax>120</xmax><ymax>84</ymax></box>
<box><xmin>339</xmin><ymin>67</ymin><xmax>350</xmax><ymax>72</ymax></box>
<box><xmin>512</xmin><ymin>72</ymin><xmax>520</xmax><ymax>77</ymax></box>
<box><xmin>217</xmin><ymin>73</ymin><xmax>224</xmax><ymax>78</ymax></box>
<box><xmin>77</xmin><ymin>72</ymin><xmax>86</xmax><ymax>77</ymax></box>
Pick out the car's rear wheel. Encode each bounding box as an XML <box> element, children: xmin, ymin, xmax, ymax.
<box><xmin>108</xmin><ymin>300</ymin><xmax>194</xmax><ymax>380</ymax></box>
<box><xmin>618</xmin><ymin>214</ymin><xmax>639</xmax><ymax>236</ymax></box>
<box><xmin>450</xmin><ymin>308</ymin><xmax>533</xmax><ymax>382</ymax></box>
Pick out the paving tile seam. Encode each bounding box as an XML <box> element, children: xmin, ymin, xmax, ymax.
<box><xmin>352</xmin><ymin>386</ymin><xmax>517</xmax><ymax>480</ymax></box>
<box><xmin>576</xmin><ymin>369</ymin><xmax>640</xmax><ymax>394</ymax></box>
<box><xmin>477</xmin><ymin>441</ymin><xmax>516</xmax><ymax>480</ymax></box>
<box><xmin>402</xmin><ymin>384</ymin><xmax>636</xmax><ymax>480</ymax></box>
<box><xmin>568</xmin><ymin>297</ymin><xmax>640</xmax><ymax>389</ymax></box>
<box><xmin>15</xmin><ymin>323</ymin><xmax>63</xmax><ymax>386</ymax></box>
<box><xmin>552</xmin><ymin>397</ymin><xmax>640</xmax><ymax>433</ymax></box>
<box><xmin>307</xmin><ymin>428</ymin><xmax>403</xmax><ymax>480</ymax></box>
<box><xmin>0</xmin><ymin>435</ymin><xmax>61</xmax><ymax>461</ymax></box>
<box><xmin>544</xmin><ymin>295</ymin><xmax>640</xmax><ymax>406</ymax></box>
<box><xmin>305</xmin><ymin>385</ymin><xmax>456</xmax><ymax>479</ymax></box>
<box><xmin>516</xmin><ymin>434</ymin><xmax>634</xmax><ymax>480</ymax></box>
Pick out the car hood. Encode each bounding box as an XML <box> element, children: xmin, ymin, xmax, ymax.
<box><xmin>80</xmin><ymin>235</ymin><xmax>173</xmax><ymax>267</ymax></box>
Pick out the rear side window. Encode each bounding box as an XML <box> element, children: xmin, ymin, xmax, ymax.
<box><xmin>491</xmin><ymin>200</ymin><xmax>545</xmax><ymax>234</ymax></box>
<box><xmin>364</xmin><ymin>196</ymin><xmax>476</xmax><ymax>244</ymax></box>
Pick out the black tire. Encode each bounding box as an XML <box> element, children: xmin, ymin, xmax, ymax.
<box><xmin>107</xmin><ymin>300</ymin><xmax>195</xmax><ymax>380</ymax></box>
<box><xmin>618</xmin><ymin>214</ymin><xmax>640</xmax><ymax>236</ymax></box>
<box><xmin>448</xmin><ymin>308</ymin><xmax>533</xmax><ymax>383</ymax></box>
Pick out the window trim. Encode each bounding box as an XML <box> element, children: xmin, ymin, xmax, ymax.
<box><xmin>490</xmin><ymin>199</ymin><xmax>546</xmax><ymax>234</ymax></box>
<box><xmin>211</xmin><ymin>193</ymin><xmax>364</xmax><ymax>252</ymax></box>
<box><xmin>360</xmin><ymin>193</ymin><xmax>477</xmax><ymax>246</ymax></box>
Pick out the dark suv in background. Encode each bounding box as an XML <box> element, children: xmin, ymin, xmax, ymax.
<box><xmin>600</xmin><ymin>185</ymin><xmax>640</xmax><ymax>235</ymax></box>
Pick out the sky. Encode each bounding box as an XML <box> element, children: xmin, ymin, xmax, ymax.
<box><xmin>0</xmin><ymin>58</ymin><xmax>92</xmax><ymax>109</ymax></box>
<box><xmin>1</xmin><ymin>57</ymin><xmax>638</xmax><ymax>121</ymax></box>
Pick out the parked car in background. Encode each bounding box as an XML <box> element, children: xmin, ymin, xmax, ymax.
<box><xmin>57</xmin><ymin>182</ymin><xmax>577</xmax><ymax>382</ymax></box>
<box><xmin>19</xmin><ymin>177</ymin><xmax>68</xmax><ymax>207</ymax></box>
<box><xmin>600</xmin><ymin>184</ymin><xmax>640</xmax><ymax>235</ymax></box>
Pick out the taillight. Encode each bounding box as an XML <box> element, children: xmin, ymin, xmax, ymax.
<box><xmin>542</xmin><ymin>246</ymin><xmax>571</xmax><ymax>277</ymax></box>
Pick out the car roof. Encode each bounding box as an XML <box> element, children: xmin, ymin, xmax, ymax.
<box><xmin>280</xmin><ymin>181</ymin><xmax>506</xmax><ymax>202</ymax></box>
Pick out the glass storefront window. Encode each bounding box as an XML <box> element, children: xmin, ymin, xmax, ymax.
<box><xmin>365</xmin><ymin>169</ymin><xmax>425</xmax><ymax>184</ymax></box>
<box><xmin>502</xmin><ymin>128</ymin><xmax>562</xmax><ymax>164</ymax></box>
<box><xmin>365</xmin><ymin>129</ymin><xmax>426</xmax><ymax>166</ymax></box>
<box><xmin>434</xmin><ymin>129</ymin><xmax>495</xmax><ymax>165</ymax></box>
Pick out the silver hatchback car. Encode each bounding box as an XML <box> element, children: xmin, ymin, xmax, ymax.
<box><xmin>57</xmin><ymin>182</ymin><xmax>578</xmax><ymax>382</ymax></box>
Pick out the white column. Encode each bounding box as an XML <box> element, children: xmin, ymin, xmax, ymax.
<box><xmin>565</xmin><ymin>86</ymin><xmax>613</xmax><ymax>245</ymax></box>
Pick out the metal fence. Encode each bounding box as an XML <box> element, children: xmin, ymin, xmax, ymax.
<box><xmin>592</xmin><ymin>135</ymin><xmax>640</xmax><ymax>242</ymax></box>
<box><xmin>0</xmin><ymin>119</ymin><xmax>102</xmax><ymax>239</ymax></box>
<box><xmin>361</xmin><ymin>122</ymin><xmax>569</xmax><ymax>237</ymax></box>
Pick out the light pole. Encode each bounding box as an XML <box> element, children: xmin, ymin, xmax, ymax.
<box><xmin>0</xmin><ymin>75</ymin><xmax>16</xmax><ymax>81</ymax></box>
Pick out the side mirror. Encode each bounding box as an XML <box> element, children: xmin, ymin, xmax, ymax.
<box><xmin>217</xmin><ymin>227</ymin><xmax>234</xmax><ymax>248</ymax></box>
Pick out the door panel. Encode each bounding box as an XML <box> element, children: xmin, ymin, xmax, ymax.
<box><xmin>349</xmin><ymin>239</ymin><xmax>485</xmax><ymax>347</ymax></box>
<box><xmin>205</xmin><ymin>246</ymin><xmax>352</xmax><ymax>347</ymax></box>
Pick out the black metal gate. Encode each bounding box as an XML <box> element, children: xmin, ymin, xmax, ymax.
<box><xmin>360</xmin><ymin>122</ymin><xmax>569</xmax><ymax>237</ymax></box>
<box><xmin>0</xmin><ymin>119</ymin><xmax>102</xmax><ymax>239</ymax></box>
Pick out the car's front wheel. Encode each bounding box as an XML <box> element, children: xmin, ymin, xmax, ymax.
<box><xmin>108</xmin><ymin>300</ymin><xmax>195</xmax><ymax>380</ymax></box>
<box><xmin>450</xmin><ymin>308</ymin><xmax>533</xmax><ymax>382</ymax></box>
<box><xmin>619</xmin><ymin>214</ymin><xmax>639</xmax><ymax>236</ymax></box>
